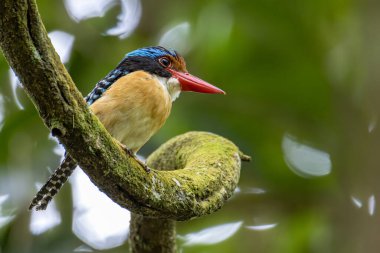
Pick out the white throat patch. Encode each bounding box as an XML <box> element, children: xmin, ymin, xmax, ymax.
<box><xmin>155</xmin><ymin>75</ymin><xmax>181</xmax><ymax>102</ymax></box>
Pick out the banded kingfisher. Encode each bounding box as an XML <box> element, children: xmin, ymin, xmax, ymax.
<box><xmin>29</xmin><ymin>46</ymin><xmax>225</xmax><ymax>211</ymax></box>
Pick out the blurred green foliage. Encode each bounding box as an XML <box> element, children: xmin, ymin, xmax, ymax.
<box><xmin>1</xmin><ymin>0</ymin><xmax>380</xmax><ymax>252</ymax></box>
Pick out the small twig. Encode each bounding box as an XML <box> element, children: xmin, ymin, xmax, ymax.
<box><xmin>239</xmin><ymin>151</ymin><xmax>252</xmax><ymax>162</ymax></box>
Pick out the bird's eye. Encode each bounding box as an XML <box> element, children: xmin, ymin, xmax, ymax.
<box><xmin>158</xmin><ymin>57</ymin><xmax>171</xmax><ymax>68</ymax></box>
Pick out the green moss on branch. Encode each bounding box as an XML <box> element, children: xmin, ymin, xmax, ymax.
<box><xmin>111</xmin><ymin>131</ymin><xmax>242</xmax><ymax>220</ymax></box>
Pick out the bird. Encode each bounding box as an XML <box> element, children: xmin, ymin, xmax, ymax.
<box><xmin>29</xmin><ymin>46</ymin><xmax>225</xmax><ymax>211</ymax></box>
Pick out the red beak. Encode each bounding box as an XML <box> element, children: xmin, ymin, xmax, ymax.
<box><xmin>168</xmin><ymin>69</ymin><xmax>225</xmax><ymax>94</ymax></box>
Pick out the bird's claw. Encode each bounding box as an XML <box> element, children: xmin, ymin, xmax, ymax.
<box><xmin>119</xmin><ymin>143</ymin><xmax>134</xmax><ymax>157</ymax></box>
<box><xmin>118</xmin><ymin>142</ymin><xmax>151</xmax><ymax>173</ymax></box>
<box><xmin>137</xmin><ymin>160</ymin><xmax>151</xmax><ymax>173</ymax></box>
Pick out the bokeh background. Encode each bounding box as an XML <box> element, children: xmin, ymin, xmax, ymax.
<box><xmin>1</xmin><ymin>0</ymin><xmax>380</xmax><ymax>252</ymax></box>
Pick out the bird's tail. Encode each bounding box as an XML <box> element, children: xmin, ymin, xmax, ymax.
<box><xmin>29</xmin><ymin>155</ymin><xmax>77</xmax><ymax>211</ymax></box>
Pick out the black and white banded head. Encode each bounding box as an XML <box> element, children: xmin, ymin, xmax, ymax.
<box><xmin>86</xmin><ymin>46</ymin><xmax>224</xmax><ymax>105</ymax></box>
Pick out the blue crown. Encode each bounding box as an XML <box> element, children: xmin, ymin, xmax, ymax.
<box><xmin>126</xmin><ymin>46</ymin><xmax>177</xmax><ymax>59</ymax></box>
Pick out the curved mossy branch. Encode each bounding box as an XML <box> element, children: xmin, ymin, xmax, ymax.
<box><xmin>141</xmin><ymin>131</ymin><xmax>242</xmax><ymax>220</ymax></box>
<box><xmin>0</xmin><ymin>0</ymin><xmax>249</xmax><ymax>221</ymax></box>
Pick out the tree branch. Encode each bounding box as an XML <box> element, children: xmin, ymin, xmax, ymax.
<box><xmin>0</xmin><ymin>0</ymin><xmax>247</xmax><ymax>222</ymax></box>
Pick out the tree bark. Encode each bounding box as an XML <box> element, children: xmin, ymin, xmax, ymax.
<box><xmin>129</xmin><ymin>214</ymin><xmax>176</xmax><ymax>253</ymax></box>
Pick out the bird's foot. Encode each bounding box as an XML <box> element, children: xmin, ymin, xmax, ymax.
<box><xmin>134</xmin><ymin>157</ymin><xmax>151</xmax><ymax>173</ymax></box>
<box><xmin>118</xmin><ymin>143</ymin><xmax>151</xmax><ymax>173</ymax></box>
